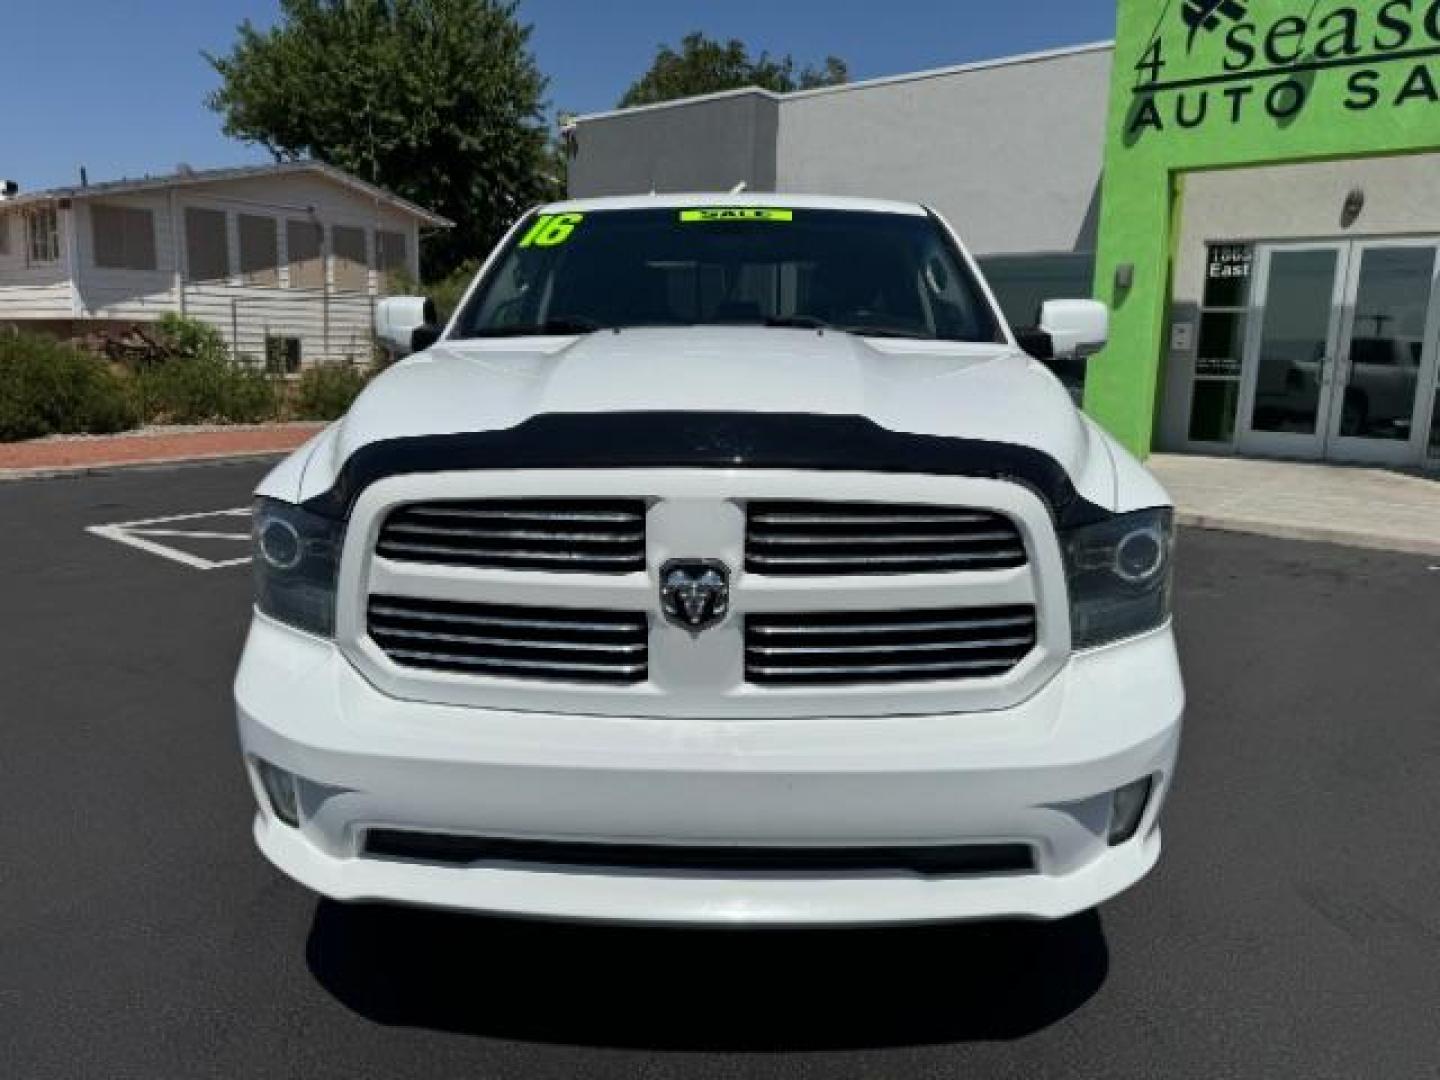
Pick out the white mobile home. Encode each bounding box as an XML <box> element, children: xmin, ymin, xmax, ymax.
<box><xmin>0</xmin><ymin>162</ymin><xmax>450</xmax><ymax>368</ymax></box>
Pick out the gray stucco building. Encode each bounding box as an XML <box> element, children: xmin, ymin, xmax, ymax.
<box><xmin>568</xmin><ymin>31</ymin><xmax>1440</xmax><ymax>470</ymax></box>
<box><xmin>566</xmin><ymin>42</ymin><xmax>1113</xmax><ymax>331</ymax></box>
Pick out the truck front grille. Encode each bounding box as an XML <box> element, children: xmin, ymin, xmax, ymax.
<box><xmin>745</xmin><ymin>605</ymin><xmax>1037</xmax><ymax>686</ymax></box>
<box><xmin>368</xmin><ymin>595</ymin><xmax>648</xmax><ymax>684</ymax></box>
<box><xmin>376</xmin><ymin>500</ymin><xmax>646</xmax><ymax>573</ymax></box>
<box><xmin>745</xmin><ymin>501</ymin><xmax>1026</xmax><ymax>576</ymax></box>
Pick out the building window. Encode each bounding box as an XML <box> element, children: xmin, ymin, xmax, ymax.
<box><xmin>185</xmin><ymin>207</ymin><xmax>230</xmax><ymax>283</ymax></box>
<box><xmin>238</xmin><ymin>213</ymin><xmax>280</xmax><ymax>286</ymax></box>
<box><xmin>331</xmin><ymin>225</ymin><xmax>368</xmax><ymax>292</ymax></box>
<box><xmin>266</xmin><ymin>335</ymin><xmax>302</xmax><ymax>375</ymax></box>
<box><xmin>376</xmin><ymin>229</ymin><xmax>408</xmax><ymax>292</ymax></box>
<box><xmin>0</xmin><ymin>213</ymin><xmax>10</xmax><ymax>256</ymax></box>
<box><xmin>26</xmin><ymin>206</ymin><xmax>60</xmax><ymax>265</ymax></box>
<box><xmin>286</xmin><ymin>219</ymin><xmax>324</xmax><ymax>290</ymax></box>
<box><xmin>91</xmin><ymin>203</ymin><xmax>157</xmax><ymax>271</ymax></box>
<box><xmin>1187</xmin><ymin>244</ymin><xmax>1252</xmax><ymax>443</ymax></box>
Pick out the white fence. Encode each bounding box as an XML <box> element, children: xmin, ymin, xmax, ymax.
<box><xmin>198</xmin><ymin>291</ymin><xmax>377</xmax><ymax>369</ymax></box>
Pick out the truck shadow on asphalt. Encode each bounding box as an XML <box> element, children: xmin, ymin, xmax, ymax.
<box><xmin>305</xmin><ymin>900</ymin><xmax>1107</xmax><ymax>1049</ymax></box>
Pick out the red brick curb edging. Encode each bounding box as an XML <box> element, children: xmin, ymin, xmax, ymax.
<box><xmin>0</xmin><ymin>423</ymin><xmax>325</xmax><ymax>479</ymax></box>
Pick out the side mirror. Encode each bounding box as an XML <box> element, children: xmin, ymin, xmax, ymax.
<box><xmin>1033</xmin><ymin>299</ymin><xmax>1108</xmax><ymax>362</ymax></box>
<box><xmin>376</xmin><ymin>295</ymin><xmax>441</xmax><ymax>356</ymax></box>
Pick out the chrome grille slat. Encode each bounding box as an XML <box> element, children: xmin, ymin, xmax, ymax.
<box><xmin>749</xmin><ymin>635</ymin><xmax>1034</xmax><ymax>656</ymax></box>
<box><xmin>746</xmin><ymin>501</ymin><xmax>1026</xmax><ymax>577</ymax></box>
<box><xmin>379</xmin><ymin>499</ymin><xmax>646</xmax><ymax>573</ymax></box>
<box><xmin>376</xmin><ymin>541</ymin><xmax>642</xmax><ymax>565</ymax></box>
<box><xmin>404</xmin><ymin>507</ymin><xmax>642</xmax><ymax>524</ymax></box>
<box><xmin>368</xmin><ymin>603</ymin><xmax>637</xmax><ymax>635</ymax></box>
<box><xmin>368</xmin><ymin>596</ymin><xmax>648</xmax><ymax>684</ymax></box>
<box><xmin>752</xmin><ymin>530</ymin><xmax>1017</xmax><ymax>547</ymax></box>
<box><xmin>371</xmin><ymin>626</ymin><xmax>647</xmax><ymax>655</ymax></box>
<box><xmin>385</xmin><ymin>523</ymin><xmax>644</xmax><ymax>544</ymax></box>
<box><xmin>746</xmin><ymin>549</ymin><xmax>1024</xmax><ymax>568</ymax></box>
<box><xmin>749</xmin><ymin>613</ymin><xmax>1035</xmax><ymax>637</ymax></box>
<box><xmin>383</xmin><ymin>648</ymin><xmax>649</xmax><ymax>678</ymax></box>
<box><xmin>746</xmin><ymin>605</ymin><xmax>1037</xmax><ymax>687</ymax></box>
<box><xmin>751</xmin><ymin>512</ymin><xmax>996</xmax><ymax>526</ymax></box>
<box><xmin>749</xmin><ymin>659</ymin><xmax>1017</xmax><ymax>678</ymax></box>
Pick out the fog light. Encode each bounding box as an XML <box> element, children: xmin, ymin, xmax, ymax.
<box><xmin>255</xmin><ymin>758</ymin><xmax>300</xmax><ymax>827</ymax></box>
<box><xmin>1108</xmin><ymin>776</ymin><xmax>1153</xmax><ymax>846</ymax></box>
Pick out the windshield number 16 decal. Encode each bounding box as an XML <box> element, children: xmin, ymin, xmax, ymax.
<box><xmin>519</xmin><ymin>212</ymin><xmax>584</xmax><ymax>248</ymax></box>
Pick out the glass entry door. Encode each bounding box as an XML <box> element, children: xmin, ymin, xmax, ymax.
<box><xmin>1238</xmin><ymin>240</ymin><xmax>1440</xmax><ymax>465</ymax></box>
<box><xmin>1325</xmin><ymin>241</ymin><xmax>1440</xmax><ymax>464</ymax></box>
<box><xmin>1237</xmin><ymin>245</ymin><xmax>1349</xmax><ymax>460</ymax></box>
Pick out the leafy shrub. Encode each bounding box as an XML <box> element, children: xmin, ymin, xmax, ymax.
<box><xmin>130</xmin><ymin>314</ymin><xmax>281</xmax><ymax>424</ymax></box>
<box><xmin>294</xmin><ymin>363</ymin><xmax>369</xmax><ymax>420</ymax></box>
<box><xmin>425</xmin><ymin>260</ymin><xmax>480</xmax><ymax>323</ymax></box>
<box><xmin>132</xmin><ymin>354</ymin><xmax>280</xmax><ymax>425</ymax></box>
<box><xmin>0</xmin><ymin>332</ymin><xmax>138</xmax><ymax>442</ymax></box>
<box><xmin>152</xmin><ymin>312</ymin><xmax>230</xmax><ymax>363</ymax></box>
<box><xmin>388</xmin><ymin>262</ymin><xmax>477</xmax><ymax>324</ymax></box>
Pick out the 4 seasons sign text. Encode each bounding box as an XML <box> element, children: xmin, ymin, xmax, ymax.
<box><xmin>1129</xmin><ymin>1</ymin><xmax>1440</xmax><ymax>135</ymax></box>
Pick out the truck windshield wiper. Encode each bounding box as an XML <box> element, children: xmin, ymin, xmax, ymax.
<box><xmin>466</xmin><ymin>316</ymin><xmax>605</xmax><ymax>338</ymax></box>
<box><xmin>839</xmin><ymin>325</ymin><xmax>933</xmax><ymax>340</ymax></box>
<box><xmin>764</xmin><ymin>316</ymin><xmax>932</xmax><ymax>339</ymax></box>
<box><xmin>764</xmin><ymin>316</ymin><xmax>831</xmax><ymax>329</ymax></box>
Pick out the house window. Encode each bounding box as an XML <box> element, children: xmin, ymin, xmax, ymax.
<box><xmin>265</xmin><ymin>335</ymin><xmax>302</xmax><ymax>375</ymax></box>
<box><xmin>286</xmin><ymin>219</ymin><xmax>324</xmax><ymax>290</ymax></box>
<box><xmin>26</xmin><ymin>206</ymin><xmax>60</xmax><ymax>265</ymax></box>
<box><xmin>331</xmin><ymin>225</ymin><xmax>368</xmax><ymax>292</ymax></box>
<box><xmin>238</xmin><ymin>213</ymin><xmax>279</xmax><ymax>286</ymax></box>
<box><xmin>0</xmin><ymin>213</ymin><xmax>10</xmax><ymax>256</ymax></box>
<box><xmin>185</xmin><ymin>207</ymin><xmax>230</xmax><ymax>283</ymax></box>
<box><xmin>376</xmin><ymin>229</ymin><xmax>408</xmax><ymax>292</ymax></box>
<box><xmin>91</xmin><ymin>203</ymin><xmax>157</xmax><ymax>271</ymax></box>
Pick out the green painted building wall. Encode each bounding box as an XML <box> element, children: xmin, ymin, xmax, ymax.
<box><xmin>1088</xmin><ymin>0</ymin><xmax>1440</xmax><ymax>454</ymax></box>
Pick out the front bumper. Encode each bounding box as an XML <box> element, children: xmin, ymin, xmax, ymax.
<box><xmin>236</xmin><ymin>614</ymin><xmax>1183</xmax><ymax>926</ymax></box>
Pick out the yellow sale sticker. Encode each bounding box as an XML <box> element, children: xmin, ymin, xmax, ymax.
<box><xmin>679</xmin><ymin>208</ymin><xmax>794</xmax><ymax>223</ymax></box>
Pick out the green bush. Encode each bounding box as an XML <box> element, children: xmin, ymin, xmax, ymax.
<box><xmin>426</xmin><ymin>260</ymin><xmax>480</xmax><ymax>323</ymax></box>
<box><xmin>294</xmin><ymin>363</ymin><xmax>369</xmax><ymax>420</ymax></box>
<box><xmin>0</xmin><ymin>333</ymin><xmax>139</xmax><ymax>442</ymax></box>
<box><xmin>129</xmin><ymin>314</ymin><xmax>281</xmax><ymax>424</ymax></box>
<box><xmin>132</xmin><ymin>353</ymin><xmax>280</xmax><ymax>425</ymax></box>
<box><xmin>388</xmin><ymin>262</ymin><xmax>477</xmax><ymax>323</ymax></box>
<box><xmin>152</xmin><ymin>312</ymin><xmax>230</xmax><ymax>362</ymax></box>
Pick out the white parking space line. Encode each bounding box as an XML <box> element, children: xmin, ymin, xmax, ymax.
<box><xmin>87</xmin><ymin>507</ymin><xmax>252</xmax><ymax>570</ymax></box>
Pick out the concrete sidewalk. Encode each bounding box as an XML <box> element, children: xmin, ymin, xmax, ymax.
<box><xmin>0</xmin><ymin>422</ymin><xmax>324</xmax><ymax>480</ymax></box>
<box><xmin>1148</xmin><ymin>453</ymin><xmax>1440</xmax><ymax>557</ymax></box>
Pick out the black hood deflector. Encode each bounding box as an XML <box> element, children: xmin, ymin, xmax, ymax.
<box><xmin>302</xmin><ymin>412</ymin><xmax>1112</xmax><ymax>527</ymax></box>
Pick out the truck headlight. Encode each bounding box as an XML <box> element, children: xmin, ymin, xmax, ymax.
<box><xmin>1062</xmin><ymin>508</ymin><xmax>1174</xmax><ymax>650</ymax></box>
<box><xmin>252</xmin><ymin>497</ymin><xmax>344</xmax><ymax>638</ymax></box>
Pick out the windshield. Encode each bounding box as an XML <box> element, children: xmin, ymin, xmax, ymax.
<box><xmin>453</xmin><ymin>207</ymin><xmax>1004</xmax><ymax>343</ymax></box>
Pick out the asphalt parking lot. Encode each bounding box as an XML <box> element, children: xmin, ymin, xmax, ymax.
<box><xmin>3</xmin><ymin>460</ymin><xmax>1439</xmax><ymax>1078</ymax></box>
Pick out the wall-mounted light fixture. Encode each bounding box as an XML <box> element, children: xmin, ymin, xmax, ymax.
<box><xmin>1341</xmin><ymin>187</ymin><xmax>1365</xmax><ymax>229</ymax></box>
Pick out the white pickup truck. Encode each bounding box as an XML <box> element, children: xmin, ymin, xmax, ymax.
<box><xmin>236</xmin><ymin>194</ymin><xmax>1183</xmax><ymax>926</ymax></box>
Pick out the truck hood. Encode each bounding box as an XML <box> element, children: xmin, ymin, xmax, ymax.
<box><xmin>289</xmin><ymin>327</ymin><xmax>1118</xmax><ymax>507</ymax></box>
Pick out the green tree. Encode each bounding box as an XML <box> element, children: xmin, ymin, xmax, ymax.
<box><xmin>620</xmin><ymin>32</ymin><xmax>848</xmax><ymax>108</ymax></box>
<box><xmin>206</xmin><ymin>0</ymin><xmax>556</xmax><ymax>277</ymax></box>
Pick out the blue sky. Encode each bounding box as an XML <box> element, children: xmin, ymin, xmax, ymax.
<box><xmin>0</xmin><ymin>0</ymin><xmax>1114</xmax><ymax>192</ymax></box>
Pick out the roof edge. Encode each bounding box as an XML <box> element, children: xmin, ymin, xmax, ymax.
<box><xmin>574</xmin><ymin>86</ymin><xmax>782</xmax><ymax>125</ymax></box>
<box><xmin>573</xmin><ymin>40</ymin><xmax>1114</xmax><ymax>124</ymax></box>
<box><xmin>0</xmin><ymin>161</ymin><xmax>453</xmax><ymax>228</ymax></box>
